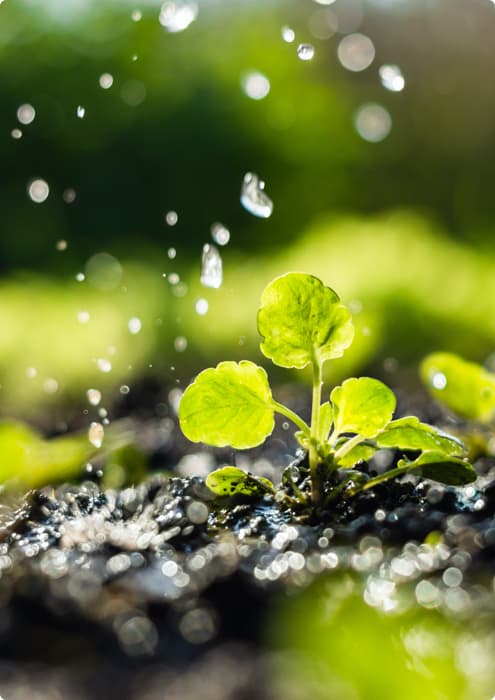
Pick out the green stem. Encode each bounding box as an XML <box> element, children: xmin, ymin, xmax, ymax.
<box><xmin>334</xmin><ymin>433</ymin><xmax>366</xmax><ymax>461</ymax></box>
<box><xmin>358</xmin><ymin>464</ymin><xmax>412</xmax><ymax>492</ymax></box>
<box><xmin>309</xmin><ymin>361</ymin><xmax>323</xmax><ymax>503</ymax></box>
<box><xmin>272</xmin><ymin>401</ymin><xmax>310</xmax><ymax>437</ymax></box>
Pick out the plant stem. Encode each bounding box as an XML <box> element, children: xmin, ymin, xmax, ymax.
<box><xmin>357</xmin><ymin>464</ymin><xmax>412</xmax><ymax>492</ymax></box>
<box><xmin>272</xmin><ymin>401</ymin><xmax>310</xmax><ymax>437</ymax></box>
<box><xmin>309</xmin><ymin>361</ymin><xmax>323</xmax><ymax>503</ymax></box>
<box><xmin>334</xmin><ymin>433</ymin><xmax>366</xmax><ymax>461</ymax></box>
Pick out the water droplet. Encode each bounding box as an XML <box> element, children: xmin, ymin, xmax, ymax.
<box><xmin>313</xmin><ymin>0</ymin><xmax>336</xmax><ymax>4</ymax></box>
<box><xmin>99</xmin><ymin>73</ymin><xmax>114</xmax><ymax>89</ymax></box>
<box><xmin>297</xmin><ymin>43</ymin><xmax>315</xmax><ymax>61</ymax></box>
<box><xmin>128</xmin><ymin>317</ymin><xmax>142</xmax><ymax>334</ymax></box>
<box><xmin>11</xmin><ymin>128</ymin><xmax>22</xmax><ymax>139</ymax></box>
<box><xmin>159</xmin><ymin>1</ymin><xmax>198</xmax><ymax>33</ymax></box>
<box><xmin>55</xmin><ymin>239</ymin><xmax>67</xmax><ymax>251</ymax></box>
<box><xmin>431</xmin><ymin>371</ymin><xmax>447</xmax><ymax>390</ymax></box>
<box><xmin>17</xmin><ymin>103</ymin><xmax>35</xmax><ymax>125</ymax></box>
<box><xmin>77</xmin><ymin>310</ymin><xmax>90</xmax><ymax>325</ymax></box>
<box><xmin>309</xmin><ymin>9</ymin><xmax>338</xmax><ymax>40</ymax></box>
<box><xmin>354</xmin><ymin>103</ymin><xmax>392</xmax><ymax>142</ymax></box>
<box><xmin>131</xmin><ymin>9</ymin><xmax>142</xmax><ymax>21</ymax></box>
<box><xmin>241</xmin><ymin>71</ymin><xmax>270</xmax><ymax>100</ymax></box>
<box><xmin>210</xmin><ymin>222</ymin><xmax>230</xmax><ymax>246</ymax></box>
<box><xmin>167</xmin><ymin>247</ymin><xmax>177</xmax><ymax>259</ymax></box>
<box><xmin>88</xmin><ymin>421</ymin><xmax>104</xmax><ymax>448</ymax></box>
<box><xmin>120</xmin><ymin>385</ymin><xmax>130</xmax><ymax>395</ymax></box>
<box><xmin>200</xmin><ymin>244</ymin><xmax>223</xmax><ymax>289</ymax></box>
<box><xmin>379</xmin><ymin>64</ymin><xmax>405</xmax><ymax>92</ymax></box>
<box><xmin>338</xmin><ymin>33</ymin><xmax>375</xmax><ymax>72</ymax></box>
<box><xmin>165</xmin><ymin>210</ymin><xmax>178</xmax><ymax>226</ymax></box>
<box><xmin>25</xmin><ymin>367</ymin><xmax>37</xmax><ymax>379</ymax></box>
<box><xmin>85</xmin><ymin>252</ymin><xmax>123</xmax><ymax>291</ymax></box>
<box><xmin>43</xmin><ymin>378</ymin><xmax>59</xmax><ymax>394</ymax></box>
<box><xmin>96</xmin><ymin>358</ymin><xmax>112</xmax><ymax>373</ymax></box>
<box><xmin>27</xmin><ymin>179</ymin><xmax>49</xmax><ymax>203</ymax></box>
<box><xmin>168</xmin><ymin>272</ymin><xmax>180</xmax><ymax>285</ymax></box>
<box><xmin>63</xmin><ymin>188</ymin><xmax>76</xmax><ymax>203</ymax></box>
<box><xmin>174</xmin><ymin>336</ymin><xmax>188</xmax><ymax>352</ymax></box>
<box><xmin>76</xmin><ymin>105</ymin><xmax>86</xmax><ymax>118</ymax></box>
<box><xmin>240</xmin><ymin>172</ymin><xmax>273</xmax><ymax>218</ymax></box>
<box><xmin>281</xmin><ymin>26</ymin><xmax>295</xmax><ymax>43</ymax></box>
<box><xmin>75</xmin><ymin>273</ymin><xmax>85</xmax><ymax>282</ymax></box>
<box><xmin>87</xmin><ymin>388</ymin><xmax>102</xmax><ymax>406</ymax></box>
<box><xmin>195</xmin><ymin>298</ymin><xmax>209</xmax><ymax>315</ymax></box>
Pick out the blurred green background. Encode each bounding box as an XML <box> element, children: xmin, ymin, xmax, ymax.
<box><xmin>1</xmin><ymin>0</ymin><xmax>495</xmax><ymax>421</ymax></box>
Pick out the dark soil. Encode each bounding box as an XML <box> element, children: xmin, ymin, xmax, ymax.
<box><xmin>1</xmin><ymin>391</ymin><xmax>495</xmax><ymax>699</ymax></box>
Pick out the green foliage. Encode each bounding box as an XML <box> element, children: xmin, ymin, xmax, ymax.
<box><xmin>421</xmin><ymin>352</ymin><xmax>495</xmax><ymax>422</ymax></box>
<box><xmin>258</xmin><ymin>273</ymin><xmax>354</xmax><ymax>369</ymax></box>
<box><xmin>178</xmin><ymin>360</ymin><xmax>275</xmax><ymax>449</ymax></box>
<box><xmin>330</xmin><ymin>377</ymin><xmax>396</xmax><ymax>439</ymax></box>
<box><xmin>180</xmin><ymin>273</ymin><xmax>475</xmax><ymax>507</ymax></box>
<box><xmin>206</xmin><ymin>466</ymin><xmax>275</xmax><ymax>497</ymax></box>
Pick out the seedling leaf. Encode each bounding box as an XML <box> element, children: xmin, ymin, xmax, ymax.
<box><xmin>376</xmin><ymin>417</ymin><xmax>464</xmax><ymax>456</ymax></box>
<box><xmin>178</xmin><ymin>360</ymin><xmax>275</xmax><ymax>448</ymax></box>
<box><xmin>206</xmin><ymin>466</ymin><xmax>275</xmax><ymax>497</ymax></box>
<box><xmin>337</xmin><ymin>443</ymin><xmax>377</xmax><ymax>468</ymax></box>
<box><xmin>421</xmin><ymin>352</ymin><xmax>495</xmax><ymax>422</ymax></box>
<box><xmin>258</xmin><ymin>273</ymin><xmax>353</xmax><ymax>369</ymax></box>
<box><xmin>331</xmin><ymin>377</ymin><xmax>396</xmax><ymax>438</ymax></box>
<box><xmin>400</xmin><ymin>451</ymin><xmax>477</xmax><ymax>486</ymax></box>
<box><xmin>318</xmin><ymin>401</ymin><xmax>333</xmax><ymax>442</ymax></box>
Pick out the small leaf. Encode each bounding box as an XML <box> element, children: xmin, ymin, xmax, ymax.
<box><xmin>420</xmin><ymin>352</ymin><xmax>495</xmax><ymax>422</ymax></box>
<box><xmin>337</xmin><ymin>443</ymin><xmax>377</xmax><ymax>468</ymax></box>
<box><xmin>179</xmin><ymin>361</ymin><xmax>275</xmax><ymax>449</ymax></box>
<box><xmin>258</xmin><ymin>272</ymin><xmax>354</xmax><ymax>369</ymax></box>
<box><xmin>206</xmin><ymin>466</ymin><xmax>275</xmax><ymax>497</ymax></box>
<box><xmin>375</xmin><ymin>417</ymin><xmax>464</xmax><ymax>456</ymax></box>
<box><xmin>318</xmin><ymin>402</ymin><xmax>333</xmax><ymax>442</ymax></box>
<box><xmin>331</xmin><ymin>377</ymin><xmax>396</xmax><ymax>438</ymax></box>
<box><xmin>399</xmin><ymin>451</ymin><xmax>477</xmax><ymax>486</ymax></box>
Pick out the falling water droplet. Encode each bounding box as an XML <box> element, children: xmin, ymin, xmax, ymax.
<box><xmin>11</xmin><ymin>129</ymin><xmax>22</xmax><ymax>139</ymax></box>
<box><xmin>240</xmin><ymin>173</ymin><xmax>273</xmax><ymax>218</ymax></box>
<box><xmin>27</xmin><ymin>179</ymin><xmax>49</xmax><ymax>203</ymax></box>
<box><xmin>128</xmin><ymin>317</ymin><xmax>142</xmax><ymax>334</ymax></box>
<box><xmin>354</xmin><ymin>103</ymin><xmax>392</xmax><ymax>142</ymax></box>
<box><xmin>88</xmin><ymin>422</ymin><xmax>104</xmax><ymax>448</ymax></box>
<box><xmin>195</xmin><ymin>298</ymin><xmax>209</xmax><ymax>315</ymax></box>
<box><xmin>281</xmin><ymin>26</ymin><xmax>295</xmax><ymax>43</ymax></box>
<box><xmin>87</xmin><ymin>388</ymin><xmax>102</xmax><ymax>406</ymax></box>
<box><xmin>131</xmin><ymin>9</ymin><xmax>142</xmax><ymax>21</ymax></box>
<box><xmin>241</xmin><ymin>71</ymin><xmax>270</xmax><ymax>100</ymax></box>
<box><xmin>99</xmin><ymin>73</ymin><xmax>114</xmax><ymax>89</ymax></box>
<box><xmin>297</xmin><ymin>43</ymin><xmax>315</xmax><ymax>61</ymax></box>
<box><xmin>200</xmin><ymin>244</ymin><xmax>223</xmax><ymax>289</ymax></box>
<box><xmin>159</xmin><ymin>1</ymin><xmax>198</xmax><ymax>32</ymax></box>
<box><xmin>379</xmin><ymin>64</ymin><xmax>405</xmax><ymax>92</ymax></box>
<box><xmin>76</xmin><ymin>105</ymin><xmax>86</xmax><ymax>118</ymax></box>
<box><xmin>165</xmin><ymin>210</ymin><xmax>178</xmax><ymax>226</ymax></box>
<box><xmin>174</xmin><ymin>336</ymin><xmax>188</xmax><ymax>352</ymax></box>
<box><xmin>17</xmin><ymin>104</ymin><xmax>35</xmax><ymax>125</ymax></box>
<box><xmin>210</xmin><ymin>222</ymin><xmax>230</xmax><ymax>246</ymax></box>
<box><xmin>96</xmin><ymin>358</ymin><xmax>112</xmax><ymax>373</ymax></box>
<box><xmin>168</xmin><ymin>247</ymin><xmax>177</xmax><ymax>259</ymax></box>
<box><xmin>55</xmin><ymin>239</ymin><xmax>67</xmax><ymax>251</ymax></box>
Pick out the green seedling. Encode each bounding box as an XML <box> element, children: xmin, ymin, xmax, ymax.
<box><xmin>421</xmin><ymin>352</ymin><xmax>495</xmax><ymax>423</ymax></box>
<box><xmin>179</xmin><ymin>273</ymin><xmax>475</xmax><ymax>506</ymax></box>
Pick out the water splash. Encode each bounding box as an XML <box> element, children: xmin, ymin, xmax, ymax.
<box><xmin>159</xmin><ymin>1</ymin><xmax>198</xmax><ymax>33</ymax></box>
<box><xmin>297</xmin><ymin>44</ymin><xmax>315</xmax><ymax>61</ymax></box>
<box><xmin>200</xmin><ymin>244</ymin><xmax>223</xmax><ymax>289</ymax></box>
<box><xmin>240</xmin><ymin>173</ymin><xmax>273</xmax><ymax>218</ymax></box>
<box><xmin>88</xmin><ymin>422</ymin><xmax>104</xmax><ymax>449</ymax></box>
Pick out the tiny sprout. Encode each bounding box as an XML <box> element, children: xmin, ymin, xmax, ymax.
<box><xmin>179</xmin><ymin>273</ymin><xmax>475</xmax><ymax>507</ymax></box>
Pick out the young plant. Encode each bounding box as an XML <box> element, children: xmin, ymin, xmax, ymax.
<box><xmin>179</xmin><ymin>273</ymin><xmax>476</xmax><ymax>506</ymax></box>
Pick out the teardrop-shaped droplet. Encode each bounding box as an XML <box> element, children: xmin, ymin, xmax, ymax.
<box><xmin>200</xmin><ymin>244</ymin><xmax>223</xmax><ymax>289</ymax></box>
<box><xmin>88</xmin><ymin>421</ymin><xmax>104</xmax><ymax>448</ymax></box>
<box><xmin>297</xmin><ymin>43</ymin><xmax>315</xmax><ymax>61</ymax></box>
<box><xmin>240</xmin><ymin>172</ymin><xmax>273</xmax><ymax>218</ymax></box>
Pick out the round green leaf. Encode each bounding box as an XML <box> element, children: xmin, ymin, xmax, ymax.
<box><xmin>257</xmin><ymin>273</ymin><xmax>354</xmax><ymax>369</ymax></box>
<box><xmin>337</xmin><ymin>444</ymin><xmax>377</xmax><ymax>468</ymax></box>
<box><xmin>331</xmin><ymin>377</ymin><xmax>396</xmax><ymax>438</ymax></box>
<box><xmin>420</xmin><ymin>352</ymin><xmax>495</xmax><ymax>422</ymax></box>
<box><xmin>206</xmin><ymin>466</ymin><xmax>275</xmax><ymax>497</ymax></box>
<box><xmin>400</xmin><ymin>452</ymin><xmax>477</xmax><ymax>486</ymax></box>
<box><xmin>375</xmin><ymin>417</ymin><xmax>464</xmax><ymax>456</ymax></box>
<box><xmin>178</xmin><ymin>360</ymin><xmax>275</xmax><ymax>449</ymax></box>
